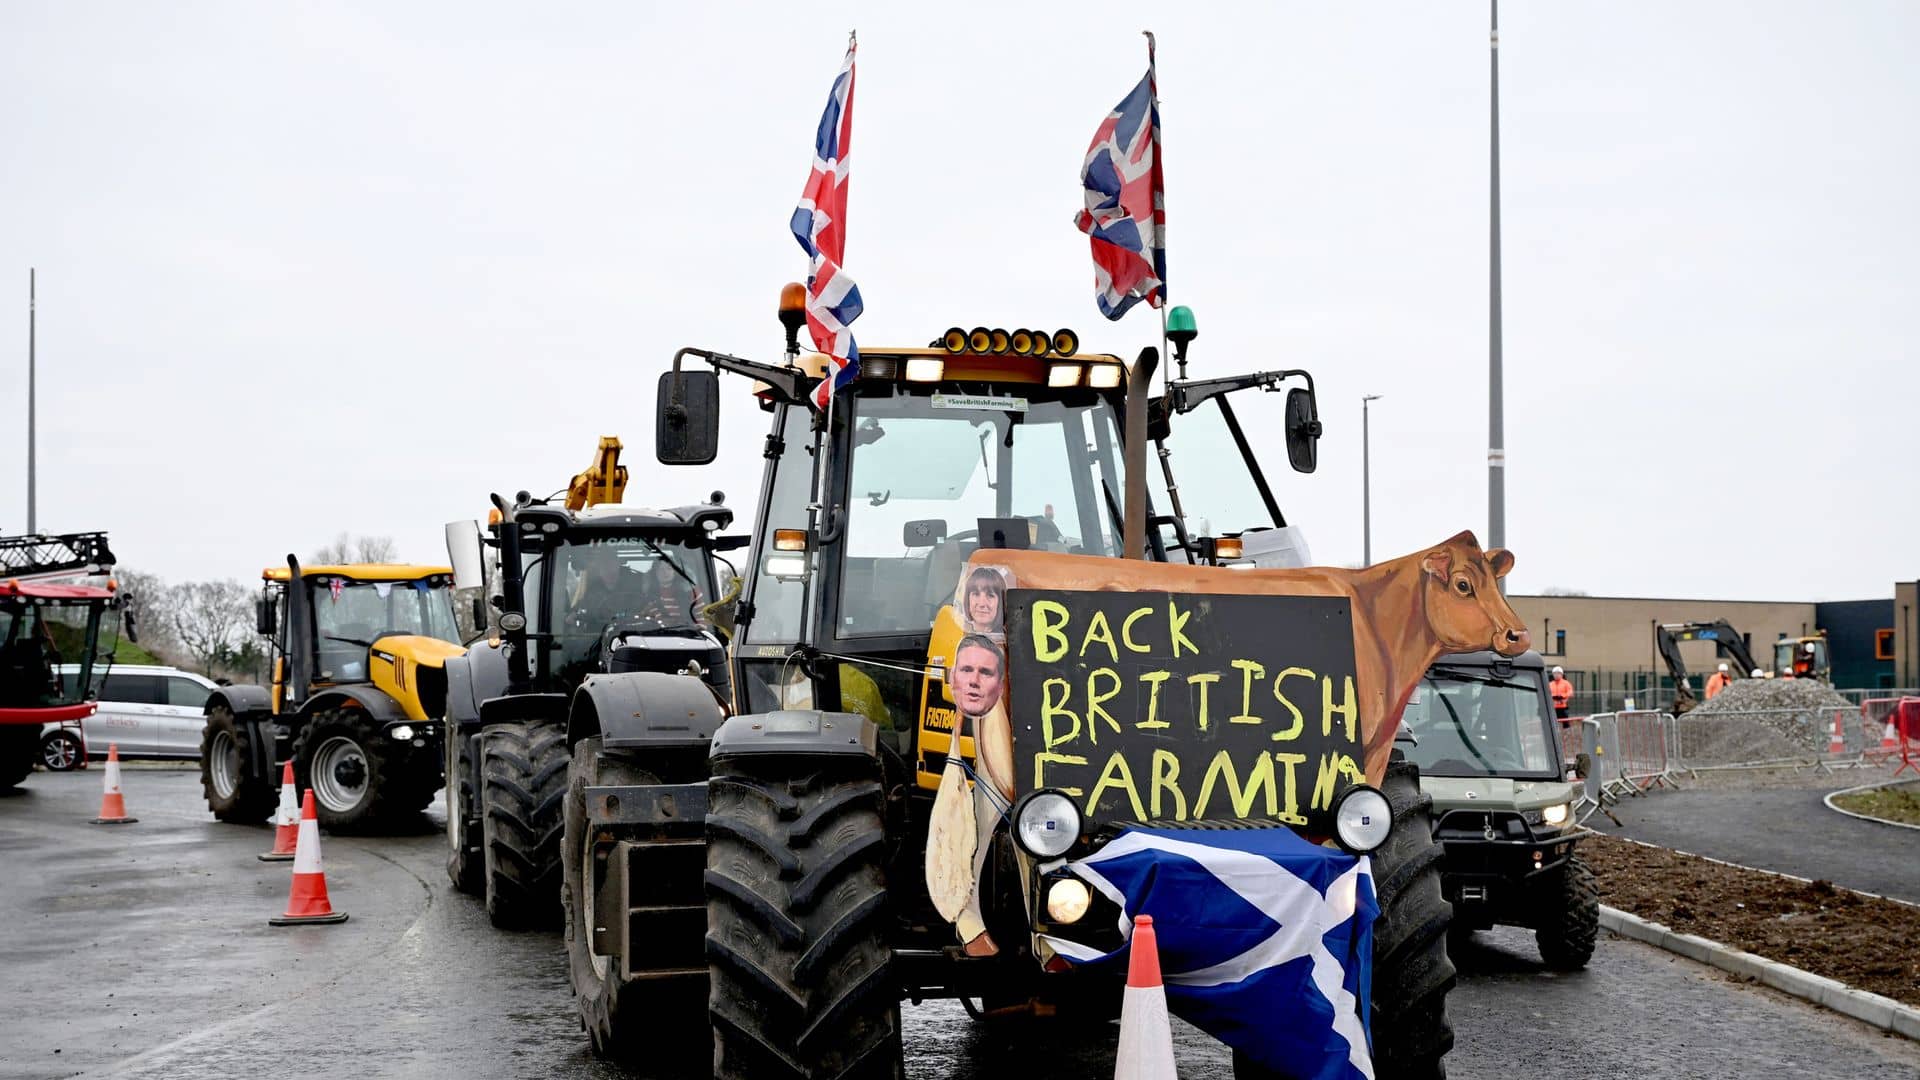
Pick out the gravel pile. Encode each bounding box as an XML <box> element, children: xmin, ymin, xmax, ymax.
<box><xmin>1674</xmin><ymin>678</ymin><xmax>1853</xmax><ymax>764</ymax></box>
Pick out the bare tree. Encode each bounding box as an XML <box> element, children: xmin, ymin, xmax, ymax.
<box><xmin>310</xmin><ymin>533</ymin><xmax>399</xmax><ymax>564</ymax></box>
<box><xmin>170</xmin><ymin>580</ymin><xmax>252</xmax><ymax>676</ymax></box>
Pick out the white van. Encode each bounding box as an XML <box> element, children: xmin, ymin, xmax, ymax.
<box><xmin>44</xmin><ymin>664</ymin><xmax>220</xmax><ymax>763</ymax></box>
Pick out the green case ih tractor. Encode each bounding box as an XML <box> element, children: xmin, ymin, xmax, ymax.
<box><xmin>542</xmin><ymin>293</ymin><xmax>1485</xmax><ymax>1078</ymax></box>
<box><xmin>198</xmin><ymin>558</ymin><xmax>464</xmax><ymax>831</ymax></box>
<box><xmin>439</xmin><ymin>494</ymin><xmax>741</xmax><ymax>928</ymax></box>
<box><xmin>1399</xmin><ymin>650</ymin><xmax>1598</xmax><ymax>969</ymax></box>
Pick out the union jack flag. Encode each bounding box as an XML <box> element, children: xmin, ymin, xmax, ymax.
<box><xmin>1073</xmin><ymin>39</ymin><xmax>1166</xmax><ymax>321</ymax></box>
<box><xmin>789</xmin><ymin>38</ymin><xmax>863</xmax><ymax>409</ymax></box>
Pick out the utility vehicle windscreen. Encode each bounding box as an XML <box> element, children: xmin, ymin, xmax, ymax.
<box><xmin>1399</xmin><ymin>667</ymin><xmax>1557</xmax><ymax>777</ymax></box>
<box><xmin>838</xmin><ymin>388</ymin><xmax>1126</xmax><ymax>637</ymax></box>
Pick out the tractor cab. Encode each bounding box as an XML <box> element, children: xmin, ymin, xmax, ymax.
<box><xmin>0</xmin><ymin>532</ymin><xmax>130</xmax><ymax>788</ymax></box>
<box><xmin>256</xmin><ymin>563</ymin><xmax>463</xmax><ymax>715</ymax></box>
<box><xmin>1774</xmin><ymin>633</ymin><xmax>1830</xmax><ymax>681</ymax></box>
<box><xmin>661</xmin><ymin>299</ymin><xmax>1320</xmax><ymax>776</ymax></box>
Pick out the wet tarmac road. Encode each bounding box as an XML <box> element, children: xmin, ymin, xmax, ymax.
<box><xmin>5</xmin><ymin>769</ymin><xmax>1919</xmax><ymax>1079</ymax></box>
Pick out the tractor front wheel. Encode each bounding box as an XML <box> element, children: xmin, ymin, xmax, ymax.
<box><xmin>200</xmin><ymin>704</ymin><xmax>276</xmax><ymax>823</ymax></box>
<box><xmin>294</xmin><ymin>709</ymin><xmax>429</xmax><ymax>832</ymax></box>
<box><xmin>479</xmin><ymin>722</ymin><xmax>568</xmax><ymax>929</ymax></box>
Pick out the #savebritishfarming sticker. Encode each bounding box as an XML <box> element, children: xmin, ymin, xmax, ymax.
<box><xmin>1007</xmin><ymin>589</ymin><xmax>1365</xmax><ymax>833</ymax></box>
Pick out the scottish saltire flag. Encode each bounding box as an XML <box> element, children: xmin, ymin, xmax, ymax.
<box><xmin>1046</xmin><ymin>828</ymin><xmax>1377</xmax><ymax>1080</ymax></box>
<box><xmin>1073</xmin><ymin>40</ymin><xmax>1166</xmax><ymax>320</ymax></box>
<box><xmin>789</xmin><ymin>38</ymin><xmax>863</xmax><ymax>408</ymax></box>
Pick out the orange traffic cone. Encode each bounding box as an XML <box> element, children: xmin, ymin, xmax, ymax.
<box><xmin>257</xmin><ymin>762</ymin><xmax>299</xmax><ymax>862</ymax></box>
<box><xmin>1114</xmin><ymin>914</ymin><xmax>1176</xmax><ymax>1080</ymax></box>
<box><xmin>1829</xmin><ymin>711</ymin><xmax>1847</xmax><ymax>755</ymax></box>
<box><xmin>89</xmin><ymin>744</ymin><xmax>138</xmax><ymax>825</ymax></box>
<box><xmin>270</xmin><ymin>790</ymin><xmax>348</xmax><ymax>926</ymax></box>
<box><xmin>1881</xmin><ymin>720</ymin><xmax>1901</xmax><ymax>753</ymax></box>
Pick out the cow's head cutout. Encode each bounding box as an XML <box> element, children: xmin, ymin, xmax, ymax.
<box><xmin>1421</xmin><ymin>531</ymin><xmax>1529</xmax><ymax>656</ymax></box>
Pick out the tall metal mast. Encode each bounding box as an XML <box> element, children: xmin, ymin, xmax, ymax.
<box><xmin>1487</xmin><ymin>2</ymin><xmax>1506</xmax><ymax>550</ymax></box>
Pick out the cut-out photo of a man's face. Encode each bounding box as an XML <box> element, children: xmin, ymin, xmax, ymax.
<box><xmin>952</xmin><ymin>634</ymin><xmax>1005</xmax><ymax>720</ymax></box>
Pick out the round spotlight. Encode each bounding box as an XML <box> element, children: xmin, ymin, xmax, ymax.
<box><xmin>1010</xmin><ymin>329</ymin><xmax>1035</xmax><ymax>355</ymax></box>
<box><xmin>942</xmin><ymin>327</ymin><xmax>968</xmax><ymax>354</ymax></box>
<box><xmin>989</xmin><ymin>328</ymin><xmax>1011</xmax><ymax>353</ymax></box>
<box><xmin>1029</xmin><ymin>333</ymin><xmax>1051</xmax><ymax>358</ymax></box>
<box><xmin>1332</xmin><ymin>784</ymin><xmax>1392</xmax><ymax>854</ymax></box>
<box><xmin>499</xmin><ymin>611</ymin><xmax>527</xmax><ymax>632</ymax></box>
<box><xmin>1045</xmin><ymin>877</ymin><xmax>1092</xmax><ymax>924</ymax></box>
<box><xmin>1051</xmin><ymin>329</ymin><xmax>1079</xmax><ymax>357</ymax></box>
<box><xmin>1012</xmin><ymin>789</ymin><xmax>1083</xmax><ymax>858</ymax></box>
<box><xmin>968</xmin><ymin>326</ymin><xmax>993</xmax><ymax>353</ymax></box>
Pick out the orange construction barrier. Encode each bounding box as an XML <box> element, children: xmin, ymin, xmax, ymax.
<box><xmin>257</xmin><ymin>762</ymin><xmax>299</xmax><ymax>862</ymax></box>
<box><xmin>270</xmin><ymin>790</ymin><xmax>348</xmax><ymax>926</ymax></box>
<box><xmin>1114</xmin><ymin>914</ymin><xmax>1175</xmax><ymax>1080</ymax></box>
<box><xmin>89</xmin><ymin>744</ymin><xmax>138</xmax><ymax>825</ymax></box>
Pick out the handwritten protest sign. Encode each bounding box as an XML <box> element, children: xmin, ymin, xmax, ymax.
<box><xmin>1007</xmin><ymin>589</ymin><xmax>1364</xmax><ymax>833</ymax></box>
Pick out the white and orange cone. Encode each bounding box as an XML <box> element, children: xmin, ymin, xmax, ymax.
<box><xmin>1114</xmin><ymin>914</ymin><xmax>1176</xmax><ymax>1080</ymax></box>
<box><xmin>258</xmin><ymin>761</ymin><xmax>300</xmax><ymax>862</ymax></box>
<box><xmin>1881</xmin><ymin>719</ymin><xmax>1901</xmax><ymax>753</ymax></box>
<box><xmin>1829</xmin><ymin>711</ymin><xmax>1847</xmax><ymax>755</ymax></box>
<box><xmin>269</xmin><ymin>790</ymin><xmax>348</xmax><ymax>926</ymax></box>
<box><xmin>89</xmin><ymin>743</ymin><xmax>138</xmax><ymax>825</ymax></box>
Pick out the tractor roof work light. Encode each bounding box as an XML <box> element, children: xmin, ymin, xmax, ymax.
<box><xmin>1166</xmin><ymin>305</ymin><xmax>1197</xmax><ymax>378</ymax></box>
<box><xmin>778</xmin><ymin>282</ymin><xmax>808</xmax><ymax>354</ymax></box>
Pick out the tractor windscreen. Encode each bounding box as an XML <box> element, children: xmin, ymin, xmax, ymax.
<box><xmin>1399</xmin><ymin>669</ymin><xmax>1558</xmax><ymax>778</ymax></box>
<box><xmin>312</xmin><ymin>577</ymin><xmax>460</xmax><ymax>682</ymax></box>
<box><xmin>838</xmin><ymin>388</ymin><xmax>1126</xmax><ymax>637</ymax></box>
<box><xmin>0</xmin><ymin>597</ymin><xmax>106</xmax><ymax>708</ymax></box>
<box><xmin>539</xmin><ymin>534</ymin><xmax>712</xmax><ymax>685</ymax></box>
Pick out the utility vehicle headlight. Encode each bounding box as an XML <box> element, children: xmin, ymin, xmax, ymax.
<box><xmin>1046</xmin><ymin>877</ymin><xmax>1092</xmax><ymax>924</ymax></box>
<box><xmin>390</xmin><ymin>725</ymin><xmax>414</xmax><ymax>741</ymax></box>
<box><xmin>1541</xmin><ymin>802</ymin><xmax>1570</xmax><ymax>826</ymax></box>
<box><xmin>1333</xmin><ymin>784</ymin><xmax>1392</xmax><ymax>854</ymax></box>
<box><xmin>498</xmin><ymin>611</ymin><xmax>527</xmax><ymax>632</ymax></box>
<box><xmin>1013</xmin><ymin>789</ymin><xmax>1082</xmax><ymax>858</ymax></box>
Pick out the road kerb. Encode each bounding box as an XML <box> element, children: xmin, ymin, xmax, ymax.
<box><xmin>1821</xmin><ymin>779</ymin><xmax>1920</xmax><ymax>833</ymax></box>
<box><xmin>1600</xmin><ymin>905</ymin><xmax>1920</xmax><ymax>1041</ymax></box>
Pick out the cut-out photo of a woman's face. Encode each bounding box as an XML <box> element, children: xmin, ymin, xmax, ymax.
<box><xmin>958</xmin><ymin>565</ymin><xmax>1009</xmax><ymax>637</ymax></box>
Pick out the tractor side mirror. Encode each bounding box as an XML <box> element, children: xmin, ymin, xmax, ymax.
<box><xmin>1284</xmin><ymin>387</ymin><xmax>1320</xmax><ymax>474</ymax></box>
<box><xmin>657</xmin><ymin>370</ymin><xmax>721</xmax><ymax>465</ymax></box>
<box><xmin>255</xmin><ymin>596</ymin><xmax>277</xmax><ymax>637</ymax></box>
<box><xmin>445</xmin><ymin>520</ymin><xmax>486</xmax><ymax>591</ymax></box>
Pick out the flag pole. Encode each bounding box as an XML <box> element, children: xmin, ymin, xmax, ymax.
<box><xmin>1143</xmin><ymin>31</ymin><xmax>1170</xmax><ymax>399</ymax></box>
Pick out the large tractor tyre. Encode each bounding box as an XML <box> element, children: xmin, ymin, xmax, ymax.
<box><xmin>0</xmin><ymin>726</ymin><xmax>39</xmax><ymax>789</ymax></box>
<box><xmin>706</xmin><ymin>755</ymin><xmax>901</xmax><ymax>1080</ymax></box>
<box><xmin>562</xmin><ymin>737</ymin><xmax>708</xmax><ymax>1070</ymax></box>
<box><xmin>479</xmin><ymin>722</ymin><xmax>568</xmax><ymax>929</ymax></box>
<box><xmin>1533</xmin><ymin>852</ymin><xmax>1599</xmax><ymax>971</ymax></box>
<box><xmin>1366</xmin><ymin>755</ymin><xmax>1456</xmax><ymax>1080</ymax></box>
<box><xmin>445</xmin><ymin>727</ymin><xmax>483</xmax><ymax>895</ymax></box>
<box><xmin>293</xmin><ymin>708</ymin><xmax>426</xmax><ymax>833</ymax></box>
<box><xmin>200</xmin><ymin>704</ymin><xmax>278</xmax><ymax>823</ymax></box>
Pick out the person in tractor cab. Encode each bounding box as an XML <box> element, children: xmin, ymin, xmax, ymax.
<box><xmin>1705</xmin><ymin>662</ymin><xmax>1732</xmax><ymax>700</ymax></box>
<box><xmin>569</xmin><ymin>546</ymin><xmax>658</xmax><ymax>627</ymax></box>
<box><xmin>1549</xmin><ymin>665</ymin><xmax>1574</xmax><ymax>722</ymax></box>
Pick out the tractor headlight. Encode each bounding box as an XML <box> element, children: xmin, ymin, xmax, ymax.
<box><xmin>1045</xmin><ymin>877</ymin><xmax>1092</xmax><ymax>924</ymax></box>
<box><xmin>390</xmin><ymin>725</ymin><xmax>414</xmax><ymax>741</ymax></box>
<box><xmin>1333</xmin><ymin>785</ymin><xmax>1392</xmax><ymax>854</ymax></box>
<box><xmin>499</xmin><ymin>611</ymin><xmax>527</xmax><ymax>633</ymax></box>
<box><xmin>1012</xmin><ymin>789</ymin><xmax>1082</xmax><ymax>858</ymax></box>
<box><xmin>1542</xmin><ymin>802</ymin><xmax>1570</xmax><ymax>826</ymax></box>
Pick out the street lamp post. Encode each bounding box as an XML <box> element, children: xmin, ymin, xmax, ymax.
<box><xmin>1362</xmin><ymin>394</ymin><xmax>1382</xmax><ymax>567</ymax></box>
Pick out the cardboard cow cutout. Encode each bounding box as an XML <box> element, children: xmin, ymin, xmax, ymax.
<box><xmin>923</xmin><ymin>531</ymin><xmax>1524</xmax><ymax>951</ymax></box>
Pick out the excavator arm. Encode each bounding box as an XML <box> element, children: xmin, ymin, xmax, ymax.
<box><xmin>566</xmin><ymin>437</ymin><xmax>628</xmax><ymax>511</ymax></box>
<box><xmin>1657</xmin><ymin>620</ymin><xmax>1761</xmax><ymax>713</ymax></box>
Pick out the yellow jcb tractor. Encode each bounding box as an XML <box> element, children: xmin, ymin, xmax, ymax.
<box><xmin>199</xmin><ymin>557</ymin><xmax>464</xmax><ymax>831</ymax></box>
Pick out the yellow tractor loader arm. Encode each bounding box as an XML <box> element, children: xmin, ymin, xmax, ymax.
<box><xmin>566</xmin><ymin>437</ymin><xmax>628</xmax><ymax>510</ymax></box>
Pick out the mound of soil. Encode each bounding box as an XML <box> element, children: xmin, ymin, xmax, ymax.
<box><xmin>1585</xmin><ymin>835</ymin><xmax>1920</xmax><ymax>1009</ymax></box>
<box><xmin>1672</xmin><ymin>680</ymin><xmax>1856</xmax><ymax>764</ymax></box>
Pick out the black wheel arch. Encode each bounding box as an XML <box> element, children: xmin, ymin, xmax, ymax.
<box><xmin>566</xmin><ymin>671</ymin><xmax>730</xmax><ymax>751</ymax></box>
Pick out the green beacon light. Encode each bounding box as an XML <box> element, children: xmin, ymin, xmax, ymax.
<box><xmin>1165</xmin><ymin>305</ymin><xmax>1198</xmax><ymax>378</ymax></box>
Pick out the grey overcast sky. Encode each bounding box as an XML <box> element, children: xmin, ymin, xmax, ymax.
<box><xmin>2</xmin><ymin>2</ymin><xmax>1915</xmax><ymax>601</ymax></box>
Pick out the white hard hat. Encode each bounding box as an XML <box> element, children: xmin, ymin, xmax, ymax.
<box><xmin>1552</xmin><ymin>666</ymin><xmax>1564</xmax><ymax>675</ymax></box>
<box><xmin>1718</xmin><ymin>662</ymin><xmax>1729</xmax><ymax>672</ymax></box>
<box><xmin>1751</xmin><ymin>668</ymin><xmax>1764</xmax><ymax>677</ymax></box>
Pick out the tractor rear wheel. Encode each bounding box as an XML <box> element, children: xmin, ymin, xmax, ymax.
<box><xmin>1366</xmin><ymin>754</ymin><xmax>1456</xmax><ymax>1079</ymax></box>
<box><xmin>479</xmin><ymin>721</ymin><xmax>568</xmax><ymax>929</ymax></box>
<box><xmin>445</xmin><ymin>727</ymin><xmax>482</xmax><ymax>894</ymax></box>
<box><xmin>200</xmin><ymin>704</ymin><xmax>277</xmax><ymax>823</ymax></box>
<box><xmin>0</xmin><ymin>726</ymin><xmax>38</xmax><ymax>789</ymax></box>
<box><xmin>1533</xmin><ymin>852</ymin><xmax>1599</xmax><ymax>971</ymax></box>
<box><xmin>705</xmin><ymin>754</ymin><xmax>900</xmax><ymax>1080</ymax></box>
<box><xmin>562</xmin><ymin>736</ymin><xmax>708</xmax><ymax>1069</ymax></box>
